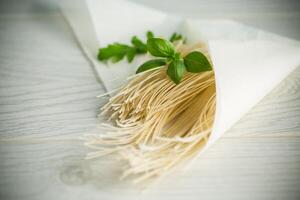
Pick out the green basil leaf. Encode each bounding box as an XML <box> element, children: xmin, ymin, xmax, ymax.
<box><xmin>184</xmin><ymin>51</ymin><xmax>212</xmax><ymax>73</ymax></box>
<box><xmin>126</xmin><ymin>48</ymin><xmax>136</xmax><ymax>63</ymax></box>
<box><xmin>147</xmin><ymin>38</ymin><xmax>175</xmax><ymax>57</ymax></box>
<box><xmin>98</xmin><ymin>43</ymin><xmax>130</xmax><ymax>62</ymax></box>
<box><xmin>173</xmin><ymin>52</ymin><xmax>181</xmax><ymax>60</ymax></box>
<box><xmin>167</xmin><ymin>59</ymin><xmax>185</xmax><ymax>84</ymax></box>
<box><xmin>169</xmin><ymin>32</ymin><xmax>182</xmax><ymax>42</ymax></box>
<box><xmin>136</xmin><ymin>59</ymin><xmax>166</xmax><ymax>73</ymax></box>
<box><xmin>131</xmin><ymin>36</ymin><xmax>147</xmax><ymax>53</ymax></box>
<box><xmin>146</xmin><ymin>31</ymin><xmax>154</xmax><ymax>39</ymax></box>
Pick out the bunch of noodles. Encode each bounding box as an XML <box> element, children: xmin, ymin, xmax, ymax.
<box><xmin>84</xmin><ymin>41</ymin><xmax>216</xmax><ymax>183</ymax></box>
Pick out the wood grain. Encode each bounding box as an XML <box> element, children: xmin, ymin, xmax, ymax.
<box><xmin>0</xmin><ymin>1</ymin><xmax>300</xmax><ymax>200</ymax></box>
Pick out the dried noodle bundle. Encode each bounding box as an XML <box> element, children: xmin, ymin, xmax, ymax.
<box><xmin>85</xmin><ymin>42</ymin><xmax>216</xmax><ymax>182</ymax></box>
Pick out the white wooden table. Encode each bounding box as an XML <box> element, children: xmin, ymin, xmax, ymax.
<box><xmin>0</xmin><ymin>0</ymin><xmax>300</xmax><ymax>199</ymax></box>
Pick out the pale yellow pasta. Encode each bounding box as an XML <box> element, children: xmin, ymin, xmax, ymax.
<box><xmin>84</xmin><ymin>41</ymin><xmax>216</xmax><ymax>183</ymax></box>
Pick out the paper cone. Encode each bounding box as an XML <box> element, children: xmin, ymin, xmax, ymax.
<box><xmin>182</xmin><ymin>19</ymin><xmax>300</xmax><ymax>147</ymax></box>
<box><xmin>61</xmin><ymin>0</ymin><xmax>300</xmax><ymax>150</ymax></box>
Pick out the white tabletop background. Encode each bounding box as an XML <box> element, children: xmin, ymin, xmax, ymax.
<box><xmin>0</xmin><ymin>0</ymin><xmax>299</xmax><ymax>199</ymax></box>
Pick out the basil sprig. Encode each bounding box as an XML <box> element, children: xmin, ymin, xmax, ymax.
<box><xmin>136</xmin><ymin>37</ymin><xmax>212</xmax><ymax>84</ymax></box>
<box><xmin>98</xmin><ymin>31</ymin><xmax>212</xmax><ymax>84</ymax></box>
<box><xmin>98</xmin><ymin>31</ymin><xmax>153</xmax><ymax>63</ymax></box>
<box><xmin>98</xmin><ymin>31</ymin><xmax>182</xmax><ymax>63</ymax></box>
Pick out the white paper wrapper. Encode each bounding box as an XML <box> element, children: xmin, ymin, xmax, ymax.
<box><xmin>61</xmin><ymin>0</ymin><xmax>300</xmax><ymax>150</ymax></box>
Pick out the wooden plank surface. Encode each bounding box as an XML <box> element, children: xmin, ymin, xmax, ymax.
<box><xmin>0</xmin><ymin>1</ymin><xmax>299</xmax><ymax>200</ymax></box>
